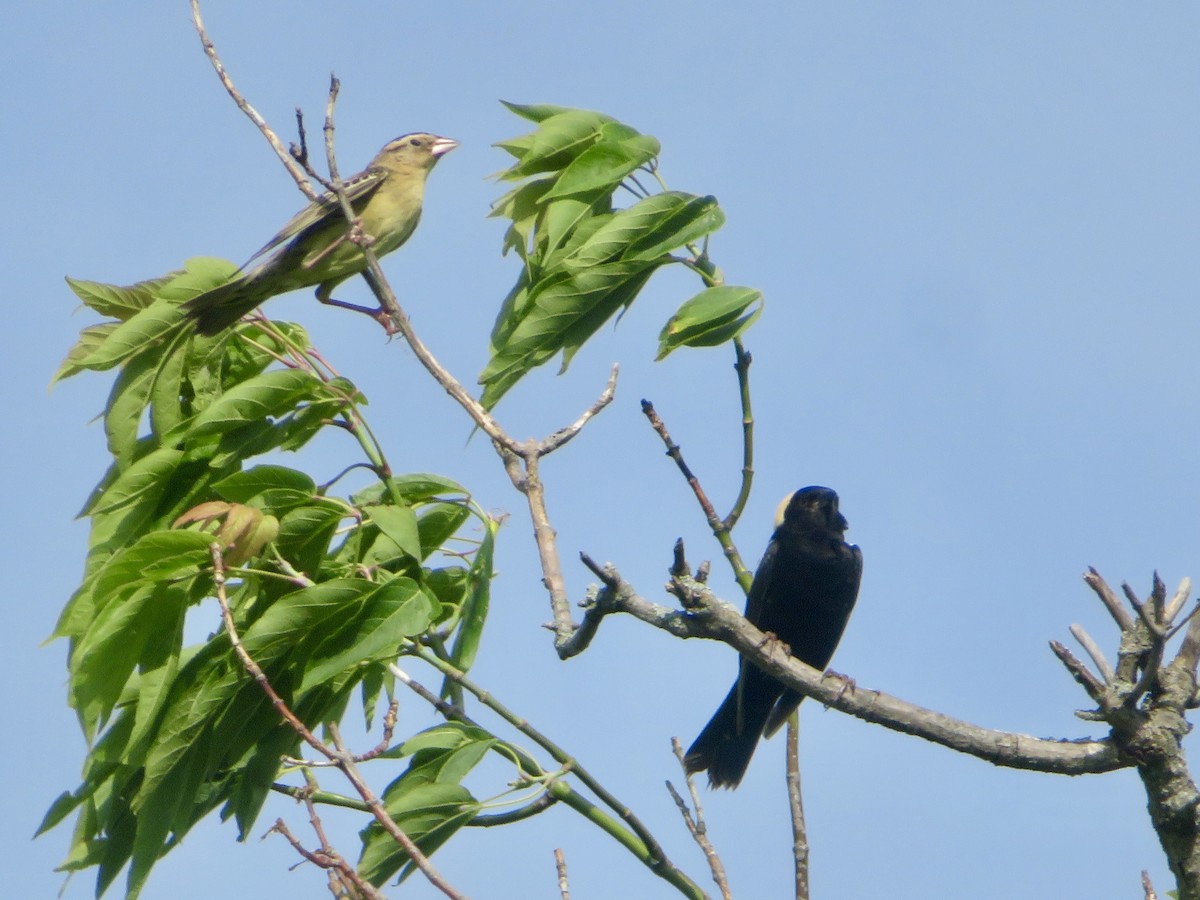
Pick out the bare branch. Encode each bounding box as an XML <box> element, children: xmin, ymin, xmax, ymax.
<box><xmin>1049</xmin><ymin>640</ymin><xmax>1107</xmax><ymax>705</ymax></box>
<box><xmin>188</xmin><ymin>0</ymin><xmax>316</xmax><ymax>199</ymax></box>
<box><xmin>723</xmin><ymin>339</ymin><xmax>755</xmax><ymax>532</ymax></box>
<box><xmin>602</xmin><ymin>561</ymin><xmax>1124</xmax><ymax>774</ymax></box>
<box><xmin>640</xmin><ymin>399</ymin><xmax>752</xmax><ymax>593</ymax></box>
<box><xmin>540</xmin><ymin>365</ymin><xmax>619</xmax><ymax>454</ymax></box>
<box><xmin>786</xmin><ymin>718</ymin><xmax>809</xmax><ymax>900</ymax></box>
<box><xmin>641</xmin><ymin>398</ymin><xmax>723</xmax><ymax>530</ymax></box>
<box><xmin>1084</xmin><ymin>568</ymin><xmax>1134</xmax><ymax>630</ymax></box>
<box><xmin>265</xmin><ymin>818</ymin><xmax>385</xmax><ymax>900</ymax></box>
<box><xmin>1166</xmin><ymin>577</ymin><xmax>1194</xmax><ymax>625</ymax></box>
<box><xmin>1070</xmin><ymin>624</ymin><xmax>1115</xmax><ymax>684</ymax></box>
<box><xmin>669</xmin><ymin>739</ymin><xmax>731</xmax><ymax>900</ymax></box>
<box><xmin>553</xmin><ymin>848</ymin><xmax>571</xmax><ymax>900</ymax></box>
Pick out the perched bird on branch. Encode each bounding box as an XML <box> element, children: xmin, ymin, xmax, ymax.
<box><xmin>685</xmin><ymin>486</ymin><xmax>863</xmax><ymax>789</ymax></box>
<box><xmin>184</xmin><ymin>132</ymin><xmax>457</xmax><ymax>334</ymax></box>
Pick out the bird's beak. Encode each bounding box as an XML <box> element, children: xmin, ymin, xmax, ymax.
<box><xmin>431</xmin><ymin>137</ymin><xmax>459</xmax><ymax>157</ymax></box>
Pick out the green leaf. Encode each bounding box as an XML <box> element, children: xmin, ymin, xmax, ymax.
<box><xmin>541</xmin><ymin>139</ymin><xmax>658</xmax><ymax>201</ymax></box>
<box><xmin>417</xmin><ymin>503</ymin><xmax>471</xmax><ymax>559</ymax></box>
<box><xmin>85</xmin><ymin>447</ymin><xmax>185</xmax><ymax>517</ymax></box>
<box><xmin>148</xmin><ymin>338</ymin><xmax>189</xmax><ymax>438</ymax></box>
<box><xmin>623</xmin><ymin>193</ymin><xmax>725</xmax><ymax>260</ymax></box>
<box><xmin>275</xmin><ymin>504</ymin><xmax>346</xmax><ymax>576</ymax></box>
<box><xmin>503</xmin><ymin>109</ymin><xmax>613</xmax><ymax>177</ymax></box>
<box><xmin>480</xmin><ymin>261</ymin><xmax>658</xmax><ymax>407</ymax></box>
<box><xmin>89</xmin><ymin>531</ymin><xmax>214</xmax><ymax>610</ymax></box>
<box><xmin>539</xmin><ymin>191</ymin><xmax>613</xmax><ymax>264</ymax></box>
<box><xmin>240</xmin><ymin>580</ymin><xmax>375</xmax><ymax>668</ymax></box>
<box><xmin>104</xmin><ymin>350</ymin><xmax>159</xmax><ymax>465</ymax></box>
<box><xmin>186</xmin><ymin>369</ymin><xmax>324</xmax><ymax>437</ymax></box>
<box><xmin>561</xmin><ymin>192</ymin><xmax>724</xmax><ymax>270</ymax></box>
<box><xmin>65</xmin><ymin>271</ymin><xmax>180</xmax><ymax>320</ymax></box>
<box><xmin>78</xmin><ymin>298</ymin><xmax>189</xmax><ymax>371</ymax></box>
<box><xmin>499</xmin><ymin>100</ymin><xmax>573</xmax><ymax>123</ymax></box>
<box><xmin>70</xmin><ymin>582</ymin><xmax>189</xmax><ymax>740</ymax></box>
<box><xmin>350</xmin><ymin>474</ymin><xmax>469</xmax><ymax>506</ymax></box>
<box><xmin>358</xmin><ymin>783</ymin><xmax>479</xmax><ymax>886</ymax></box>
<box><xmin>53</xmin><ymin>323</ymin><xmax>119</xmax><ymax>383</ymax></box>
<box><xmin>447</xmin><ymin>517</ymin><xmax>496</xmax><ymax>677</ymax></box>
<box><xmin>657</xmin><ymin>285</ymin><xmax>764</xmax><ymax>359</ymax></box>
<box><xmin>297</xmin><ymin>577</ymin><xmax>436</xmax><ymax>693</ymax></box>
<box><xmin>214</xmin><ymin>465</ymin><xmax>317</xmax><ymax>509</ymax></box>
<box><xmin>363</xmin><ymin>504</ymin><xmax>422</xmax><ymax>561</ymax></box>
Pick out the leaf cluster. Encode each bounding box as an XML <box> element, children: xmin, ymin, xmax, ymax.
<box><xmin>45</xmin><ymin>269</ymin><xmax>499</xmax><ymax>897</ymax></box>
<box><xmin>480</xmin><ymin>103</ymin><xmax>762</xmax><ymax>407</ymax></box>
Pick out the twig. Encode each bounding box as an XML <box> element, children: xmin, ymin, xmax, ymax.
<box><xmin>641</xmin><ymin>398</ymin><xmax>722</xmax><ymax>531</ymax></box>
<box><xmin>554</xmin><ymin>849</ymin><xmax>571</xmax><ymax>900</ymax></box>
<box><xmin>722</xmin><ymin>339</ymin><xmax>755</xmax><ymax>532</ymax></box>
<box><xmin>640</xmin><ymin>399</ymin><xmax>752</xmax><ymax>594</ymax></box>
<box><xmin>1165</xmin><ymin>577</ymin><xmax>1193</xmax><ymax>623</ymax></box>
<box><xmin>669</xmin><ymin>739</ymin><xmax>731</xmax><ymax>900</ymax></box>
<box><xmin>189</xmin><ymin>0</ymin><xmax>316</xmax><ymax>199</ymax></box>
<box><xmin>1084</xmin><ymin>567</ymin><xmax>1134</xmax><ymax>630</ymax></box>
<box><xmin>1142</xmin><ymin>869</ymin><xmax>1158</xmax><ymax>900</ymax></box>
<box><xmin>266</xmin><ymin>818</ymin><xmax>385</xmax><ymax>899</ymax></box>
<box><xmin>1049</xmin><ymin>641</ymin><xmax>1106</xmax><ymax>704</ymax></box>
<box><xmin>1069</xmin><ymin>624</ymin><xmax>1115</xmax><ymax>684</ymax></box>
<box><xmin>786</xmin><ymin>718</ymin><xmax>809</xmax><ymax>900</ymax></box>
<box><xmin>540</xmin><ymin>365</ymin><xmax>620</xmax><ymax>453</ymax></box>
<box><xmin>208</xmin><ymin>544</ymin><xmax>465</xmax><ymax>899</ymax></box>
<box><xmin>394</xmin><ymin>652</ymin><xmax>707</xmax><ymax>898</ymax></box>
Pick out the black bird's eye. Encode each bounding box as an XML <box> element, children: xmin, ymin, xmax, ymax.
<box><xmin>410</xmin><ymin>138</ymin><xmax>425</xmax><ymax>148</ymax></box>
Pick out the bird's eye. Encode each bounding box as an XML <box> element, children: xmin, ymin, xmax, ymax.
<box><xmin>410</xmin><ymin>138</ymin><xmax>425</xmax><ymax>148</ymax></box>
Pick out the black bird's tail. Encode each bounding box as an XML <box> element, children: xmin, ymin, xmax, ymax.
<box><xmin>684</xmin><ymin>682</ymin><xmax>773</xmax><ymax>790</ymax></box>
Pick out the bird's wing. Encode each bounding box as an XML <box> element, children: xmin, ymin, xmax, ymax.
<box><xmin>742</xmin><ymin>536</ymin><xmax>778</xmax><ymax>628</ymax></box>
<box><xmin>734</xmin><ymin>537</ymin><xmax>779</xmax><ymax>731</ymax></box>
<box><xmin>242</xmin><ymin>167</ymin><xmax>388</xmax><ymax>266</ymax></box>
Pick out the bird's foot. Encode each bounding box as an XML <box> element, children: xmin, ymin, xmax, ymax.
<box><xmin>371</xmin><ymin>307</ymin><xmax>400</xmax><ymax>336</ymax></box>
<box><xmin>757</xmin><ymin>630</ymin><xmax>792</xmax><ymax>658</ymax></box>
<box><xmin>822</xmin><ymin>669</ymin><xmax>857</xmax><ymax>705</ymax></box>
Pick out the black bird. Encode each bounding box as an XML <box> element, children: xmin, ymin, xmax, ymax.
<box><xmin>685</xmin><ymin>486</ymin><xmax>862</xmax><ymax>789</ymax></box>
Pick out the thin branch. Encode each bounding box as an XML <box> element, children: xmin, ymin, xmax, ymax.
<box><xmin>539</xmin><ymin>365</ymin><xmax>620</xmax><ymax>454</ymax></box>
<box><xmin>1165</xmin><ymin>577</ymin><xmax>1193</xmax><ymax>623</ymax></box>
<box><xmin>1177</xmin><ymin>601</ymin><xmax>1200</xmax><ymax>671</ymax></box>
<box><xmin>207</xmin><ymin>544</ymin><xmax>465</xmax><ymax>899</ymax></box>
<box><xmin>669</xmin><ymin>739</ymin><xmax>731</xmax><ymax>900</ymax></box>
<box><xmin>1084</xmin><ymin>567</ymin><xmax>1134</xmax><ymax>630</ymax></box>
<box><xmin>1049</xmin><ymin>640</ymin><xmax>1107</xmax><ymax>706</ymax></box>
<box><xmin>1069</xmin><ymin>624</ymin><xmax>1115</xmax><ymax>684</ymax></box>
<box><xmin>188</xmin><ymin>0</ymin><xmax>316</xmax><ymax>199</ymax></box>
<box><xmin>397</xmin><ymin>651</ymin><xmax>707</xmax><ymax>898</ymax></box>
<box><xmin>266</xmin><ymin>819</ymin><xmax>385</xmax><ymax>900</ymax></box>
<box><xmin>722</xmin><ymin>339</ymin><xmax>755</xmax><ymax>533</ymax></box>
<box><xmin>785</xmin><ymin>718</ymin><xmax>809</xmax><ymax>900</ymax></box>
<box><xmin>553</xmin><ymin>848</ymin><xmax>571</xmax><ymax>900</ymax></box>
<box><xmin>641</xmin><ymin>398</ymin><xmax>723</xmax><ymax>531</ymax></box>
<box><xmin>640</xmin><ymin>399</ymin><xmax>752</xmax><ymax>594</ymax></box>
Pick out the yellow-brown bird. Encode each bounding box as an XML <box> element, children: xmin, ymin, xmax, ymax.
<box><xmin>184</xmin><ymin>132</ymin><xmax>457</xmax><ymax>334</ymax></box>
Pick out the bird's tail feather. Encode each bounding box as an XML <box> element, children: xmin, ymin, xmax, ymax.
<box><xmin>182</xmin><ymin>276</ymin><xmax>266</xmax><ymax>335</ymax></box>
<box><xmin>684</xmin><ymin>684</ymin><xmax>769</xmax><ymax>790</ymax></box>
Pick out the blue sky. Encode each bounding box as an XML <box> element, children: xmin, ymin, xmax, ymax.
<box><xmin>8</xmin><ymin>3</ymin><xmax>1200</xmax><ymax>898</ymax></box>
